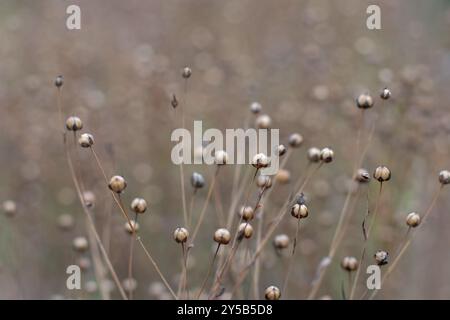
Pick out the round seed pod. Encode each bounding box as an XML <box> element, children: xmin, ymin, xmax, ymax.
<box><xmin>250</xmin><ymin>102</ymin><xmax>262</xmax><ymax>114</ymax></box>
<box><xmin>58</xmin><ymin>213</ymin><xmax>74</xmax><ymax>230</ymax></box>
<box><xmin>2</xmin><ymin>200</ymin><xmax>17</xmax><ymax>217</ymax></box>
<box><xmin>264</xmin><ymin>286</ymin><xmax>281</xmax><ymax>300</ymax></box>
<box><xmin>214</xmin><ymin>150</ymin><xmax>229</xmax><ymax>165</ymax></box>
<box><xmin>320</xmin><ymin>147</ymin><xmax>334</xmax><ymax>163</ymax></box>
<box><xmin>191</xmin><ymin>172</ymin><xmax>205</xmax><ymax>189</ymax></box>
<box><xmin>54</xmin><ymin>75</ymin><xmax>64</xmax><ymax>88</ymax></box>
<box><xmin>439</xmin><ymin>170</ymin><xmax>450</xmax><ymax>185</ymax></box>
<box><xmin>125</xmin><ymin>220</ymin><xmax>139</xmax><ymax>234</ymax></box>
<box><xmin>273</xmin><ymin>234</ymin><xmax>289</xmax><ymax>249</ymax></box>
<box><xmin>83</xmin><ymin>191</ymin><xmax>96</xmax><ymax>208</ymax></box>
<box><xmin>291</xmin><ymin>204</ymin><xmax>308</xmax><ymax>219</ymax></box>
<box><xmin>239</xmin><ymin>206</ymin><xmax>254</xmax><ymax>221</ymax></box>
<box><xmin>356</xmin><ymin>93</ymin><xmax>374</xmax><ymax>109</ymax></box>
<box><xmin>380</xmin><ymin>88</ymin><xmax>391</xmax><ymax>100</ymax></box>
<box><xmin>238</xmin><ymin>223</ymin><xmax>253</xmax><ymax>239</ymax></box>
<box><xmin>275</xmin><ymin>169</ymin><xmax>290</xmax><ymax>184</ymax></box>
<box><xmin>373</xmin><ymin>166</ymin><xmax>391</xmax><ymax>182</ymax></box>
<box><xmin>252</xmin><ymin>153</ymin><xmax>269</xmax><ymax>169</ymax></box>
<box><xmin>122</xmin><ymin>278</ymin><xmax>137</xmax><ymax>292</ymax></box>
<box><xmin>355</xmin><ymin>168</ymin><xmax>371</xmax><ymax>183</ymax></box>
<box><xmin>73</xmin><ymin>236</ymin><xmax>89</xmax><ymax>252</ymax></box>
<box><xmin>406</xmin><ymin>212</ymin><xmax>420</xmax><ymax>228</ymax></box>
<box><xmin>255</xmin><ymin>114</ymin><xmax>271</xmax><ymax>129</ymax></box>
<box><xmin>182</xmin><ymin>67</ymin><xmax>192</xmax><ymax>79</ymax></box>
<box><xmin>374</xmin><ymin>250</ymin><xmax>389</xmax><ymax>266</ymax></box>
<box><xmin>256</xmin><ymin>175</ymin><xmax>272</xmax><ymax>188</ymax></box>
<box><xmin>108</xmin><ymin>175</ymin><xmax>127</xmax><ymax>193</ymax></box>
<box><xmin>131</xmin><ymin>198</ymin><xmax>147</xmax><ymax>214</ymax></box>
<box><xmin>288</xmin><ymin>133</ymin><xmax>303</xmax><ymax>148</ymax></box>
<box><xmin>66</xmin><ymin>116</ymin><xmax>83</xmax><ymax>131</ymax></box>
<box><xmin>307</xmin><ymin>147</ymin><xmax>321</xmax><ymax>163</ymax></box>
<box><xmin>173</xmin><ymin>227</ymin><xmax>189</xmax><ymax>243</ymax></box>
<box><xmin>78</xmin><ymin>133</ymin><xmax>94</xmax><ymax>148</ymax></box>
<box><xmin>276</xmin><ymin>144</ymin><xmax>287</xmax><ymax>157</ymax></box>
<box><xmin>213</xmin><ymin>228</ymin><xmax>231</xmax><ymax>245</ymax></box>
<box><xmin>341</xmin><ymin>256</ymin><xmax>358</xmax><ymax>272</ymax></box>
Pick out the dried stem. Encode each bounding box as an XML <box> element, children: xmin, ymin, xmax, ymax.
<box><xmin>196</xmin><ymin>244</ymin><xmax>221</xmax><ymax>299</ymax></box>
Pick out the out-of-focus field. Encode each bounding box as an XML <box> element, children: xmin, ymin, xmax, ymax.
<box><xmin>1</xmin><ymin>0</ymin><xmax>450</xmax><ymax>299</ymax></box>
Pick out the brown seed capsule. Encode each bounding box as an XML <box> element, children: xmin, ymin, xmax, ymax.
<box><xmin>214</xmin><ymin>150</ymin><xmax>229</xmax><ymax>165</ymax></box>
<box><xmin>275</xmin><ymin>169</ymin><xmax>290</xmax><ymax>184</ymax></box>
<box><xmin>171</xmin><ymin>94</ymin><xmax>178</xmax><ymax>108</ymax></box>
<box><xmin>291</xmin><ymin>204</ymin><xmax>308</xmax><ymax>219</ymax></box>
<box><xmin>250</xmin><ymin>102</ymin><xmax>262</xmax><ymax>114</ymax></box>
<box><xmin>264</xmin><ymin>286</ymin><xmax>281</xmax><ymax>300</ymax></box>
<box><xmin>213</xmin><ymin>228</ymin><xmax>231</xmax><ymax>245</ymax></box>
<box><xmin>131</xmin><ymin>198</ymin><xmax>147</xmax><ymax>214</ymax></box>
<box><xmin>273</xmin><ymin>234</ymin><xmax>289</xmax><ymax>249</ymax></box>
<box><xmin>238</xmin><ymin>223</ymin><xmax>253</xmax><ymax>239</ymax></box>
<box><xmin>83</xmin><ymin>191</ymin><xmax>96</xmax><ymax>208</ymax></box>
<box><xmin>439</xmin><ymin>170</ymin><xmax>450</xmax><ymax>185</ymax></box>
<box><xmin>373</xmin><ymin>166</ymin><xmax>391</xmax><ymax>182</ymax></box>
<box><xmin>54</xmin><ymin>75</ymin><xmax>64</xmax><ymax>88</ymax></box>
<box><xmin>374</xmin><ymin>250</ymin><xmax>389</xmax><ymax>266</ymax></box>
<box><xmin>276</xmin><ymin>144</ymin><xmax>287</xmax><ymax>156</ymax></box>
<box><xmin>256</xmin><ymin>175</ymin><xmax>272</xmax><ymax>188</ymax></box>
<box><xmin>356</xmin><ymin>93</ymin><xmax>374</xmax><ymax>109</ymax></box>
<box><xmin>288</xmin><ymin>133</ymin><xmax>303</xmax><ymax>148</ymax></box>
<box><xmin>341</xmin><ymin>256</ymin><xmax>358</xmax><ymax>272</ymax></box>
<box><xmin>58</xmin><ymin>213</ymin><xmax>74</xmax><ymax>230</ymax></box>
<box><xmin>320</xmin><ymin>147</ymin><xmax>334</xmax><ymax>163</ymax></box>
<box><xmin>79</xmin><ymin>133</ymin><xmax>94</xmax><ymax>148</ymax></box>
<box><xmin>108</xmin><ymin>175</ymin><xmax>127</xmax><ymax>193</ymax></box>
<box><xmin>406</xmin><ymin>212</ymin><xmax>420</xmax><ymax>228</ymax></box>
<box><xmin>191</xmin><ymin>172</ymin><xmax>205</xmax><ymax>189</ymax></box>
<box><xmin>355</xmin><ymin>168</ymin><xmax>371</xmax><ymax>183</ymax></box>
<box><xmin>73</xmin><ymin>236</ymin><xmax>89</xmax><ymax>252</ymax></box>
<box><xmin>182</xmin><ymin>67</ymin><xmax>192</xmax><ymax>79</ymax></box>
<box><xmin>173</xmin><ymin>227</ymin><xmax>189</xmax><ymax>243</ymax></box>
<box><xmin>307</xmin><ymin>147</ymin><xmax>321</xmax><ymax>163</ymax></box>
<box><xmin>380</xmin><ymin>88</ymin><xmax>391</xmax><ymax>100</ymax></box>
<box><xmin>252</xmin><ymin>153</ymin><xmax>269</xmax><ymax>169</ymax></box>
<box><xmin>255</xmin><ymin>114</ymin><xmax>271</xmax><ymax>129</ymax></box>
<box><xmin>2</xmin><ymin>200</ymin><xmax>17</xmax><ymax>217</ymax></box>
<box><xmin>239</xmin><ymin>206</ymin><xmax>255</xmax><ymax>221</ymax></box>
<box><xmin>125</xmin><ymin>220</ymin><xmax>139</xmax><ymax>234</ymax></box>
<box><xmin>65</xmin><ymin>116</ymin><xmax>83</xmax><ymax>131</ymax></box>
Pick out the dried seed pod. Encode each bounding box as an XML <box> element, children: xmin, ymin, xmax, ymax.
<box><xmin>238</xmin><ymin>223</ymin><xmax>253</xmax><ymax>239</ymax></box>
<box><xmin>291</xmin><ymin>203</ymin><xmax>308</xmax><ymax>219</ymax></box>
<box><xmin>374</xmin><ymin>250</ymin><xmax>389</xmax><ymax>266</ymax></box>
<box><xmin>54</xmin><ymin>75</ymin><xmax>64</xmax><ymax>88</ymax></box>
<box><xmin>439</xmin><ymin>170</ymin><xmax>450</xmax><ymax>185</ymax></box>
<box><xmin>276</xmin><ymin>144</ymin><xmax>287</xmax><ymax>156</ymax></box>
<box><xmin>406</xmin><ymin>212</ymin><xmax>420</xmax><ymax>228</ymax></box>
<box><xmin>83</xmin><ymin>191</ymin><xmax>96</xmax><ymax>208</ymax></box>
<box><xmin>122</xmin><ymin>278</ymin><xmax>138</xmax><ymax>292</ymax></box>
<box><xmin>256</xmin><ymin>175</ymin><xmax>272</xmax><ymax>188</ymax></box>
<box><xmin>255</xmin><ymin>114</ymin><xmax>271</xmax><ymax>129</ymax></box>
<box><xmin>273</xmin><ymin>234</ymin><xmax>289</xmax><ymax>249</ymax></box>
<box><xmin>341</xmin><ymin>256</ymin><xmax>358</xmax><ymax>272</ymax></box>
<box><xmin>250</xmin><ymin>102</ymin><xmax>262</xmax><ymax>114</ymax></box>
<box><xmin>275</xmin><ymin>169</ymin><xmax>290</xmax><ymax>184</ymax></box>
<box><xmin>355</xmin><ymin>168</ymin><xmax>371</xmax><ymax>183</ymax></box>
<box><xmin>125</xmin><ymin>220</ymin><xmax>139</xmax><ymax>234</ymax></box>
<box><xmin>264</xmin><ymin>286</ymin><xmax>281</xmax><ymax>300</ymax></box>
<box><xmin>65</xmin><ymin>116</ymin><xmax>83</xmax><ymax>131</ymax></box>
<box><xmin>320</xmin><ymin>147</ymin><xmax>334</xmax><ymax>163</ymax></box>
<box><xmin>79</xmin><ymin>133</ymin><xmax>94</xmax><ymax>148</ymax></box>
<box><xmin>373</xmin><ymin>166</ymin><xmax>391</xmax><ymax>182</ymax></box>
<box><xmin>173</xmin><ymin>227</ymin><xmax>189</xmax><ymax>243</ymax></box>
<box><xmin>73</xmin><ymin>236</ymin><xmax>89</xmax><ymax>252</ymax></box>
<box><xmin>214</xmin><ymin>150</ymin><xmax>229</xmax><ymax>165</ymax></box>
<box><xmin>131</xmin><ymin>198</ymin><xmax>147</xmax><ymax>214</ymax></box>
<box><xmin>2</xmin><ymin>200</ymin><xmax>17</xmax><ymax>217</ymax></box>
<box><xmin>182</xmin><ymin>67</ymin><xmax>192</xmax><ymax>79</ymax></box>
<box><xmin>171</xmin><ymin>94</ymin><xmax>178</xmax><ymax>108</ymax></box>
<box><xmin>58</xmin><ymin>213</ymin><xmax>74</xmax><ymax>230</ymax></box>
<box><xmin>252</xmin><ymin>153</ymin><xmax>269</xmax><ymax>169</ymax></box>
<box><xmin>380</xmin><ymin>88</ymin><xmax>391</xmax><ymax>100</ymax></box>
<box><xmin>191</xmin><ymin>172</ymin><xmax>205</xmax><ymax>189</ymax></box>
<box><xmin>108</xmin><ymin>175</ymin><xmax>127</xmax><ymax>193</ymax></box>
<box><xmin>288</xmin><ymin>133</ymin><xmax>303</xmax><ymax>148</ymax></box>
<box><xmin>239</xmin><ymin>206</ymin><xmax>254</xmax><ymax>221</ymax></box>
<box><xmin>356</xmin><ymin>93</ymin><xmax>374</xmax><ymax>109</ymax></box>
<box><xmin>213</xmin><ymin>228</ymin><xmax>231</xmax><ymax>245</ymax></box>
<box><xmin>307</xmin><ymin>147</ymin><xmax>321</xmax><ymax>163</ymax></box>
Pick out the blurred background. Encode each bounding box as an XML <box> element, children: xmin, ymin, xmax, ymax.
<box><xmin>1</xmin><ymin>0</ymin><xmax>450</xmax><ymax>299</ymax></box>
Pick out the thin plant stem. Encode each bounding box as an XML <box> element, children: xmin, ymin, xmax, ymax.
<box><xmin>127</xmin><ymin>212</ymin><xmax>138</xmax><ymax>300</ymax></box>
<box><xmin>282</xmin><ymin>216</ymin><xmax>301</xmax><ymax>296</ymax></box>
<box><xmin>196</xmin><ymin>244</ymin><xmax>221</xmax><ymax>299</ymax></box>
